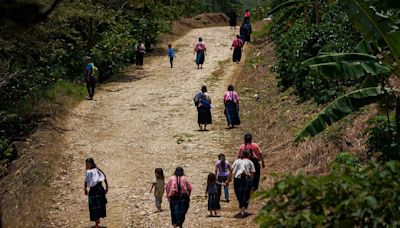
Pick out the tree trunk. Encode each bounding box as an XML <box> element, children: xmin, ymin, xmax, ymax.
<box><xmin>315</xmin><ymin>0</ymin><xmax>320</xmax><ymax>24</ymax></box>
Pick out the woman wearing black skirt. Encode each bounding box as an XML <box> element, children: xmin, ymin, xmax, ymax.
<box><xmin>193</xmin><ymin>85</ymin><xmax>212</xmax><ymax>131</ymax></box>
<box><xmin>84</xmin><ymin>158</ymin><xmax>108</xmax><ymax>228</ymax></box>
<box><xmin>231</xmin><ymin>35</ymin><xmax>244</xmax><ymax>64</ymax></box>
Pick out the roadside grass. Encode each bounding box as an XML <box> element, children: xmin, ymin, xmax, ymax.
<box><xmin>205</xmin><ymin>59</ymin><xmax>230</xmax><ymax>88</ymax></box>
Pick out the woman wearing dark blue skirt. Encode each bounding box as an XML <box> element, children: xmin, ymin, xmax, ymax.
<box><xmin>224</xmin><ymin>85</ymin><xmax>241</xmax><ymax>128</ymax></box>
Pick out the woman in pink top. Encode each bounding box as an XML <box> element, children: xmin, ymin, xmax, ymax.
<box><xmin>194</xmin><ymin>37</ymin><xmax>206</xmax><ymax>69</ymax></box>
<box><xmin>231</xmin><ymin>35</ymin><xmax>244</xmax><ymax>64</ymax></box>
<box><xmin>237</xmin><ymin>133</ymin><xmax>265</xmax><ymax>191</ymax></box>
<box><xmin>224</xmin><ymin>85</ymin><xmax>240</xmax><ymax>128</ymax></box>
<box><xmin>165</xmin><ymin>167</ymin><xmax>192</xmax><ymax>228</ymax></box>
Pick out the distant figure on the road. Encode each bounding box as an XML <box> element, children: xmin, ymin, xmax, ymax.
<box><xmin>229</xmin><ymin>9</ymin><xmax>237</xmax><ymax>29</ymax></box>
<box><xmin>239</xmin><ymin>23</ymin><xmax>246</xmax><ymax>43</ymax></box>
<box><xmin>215</xmin><ymin>153</ymin><xmax>232</xmax><ymax>203</ymax></box>
<box><xmin>168</xmin><ymin>44</ymin><xmax>175</xmax><ymax>68</ymax></box>
<box><xmin>83</xmin><ymin>56</ymin><xmax>98</xmax><ymax>100</ymax></box>
<box><xmin>244</xmin><ymin>9</ymin><xmax>251</xmax><ymax>22</ymax></box>
<box><xmin>150</xmin><ymin>168</ymin><xmax>165</xmax><ymax>212</ymax></box>
<box><xmin>193</xmin><ymin>85</ymin><xmax>212</xmax><ymax>131</ymax></box>
<box><xmin>224</xmin><ymin>84</ymin><xmax>241</xmax><ymax>128</ymax></box>
<box><xmin>166</xmin><ymin>167</ymin><xmax>192</xmax><ymax>228</ymax></box>
<box><xmin>232</xmin><ymin>149</ymin><xmax>255</xmax><ymax>217</ymax></box>
<box><xmin>237</xmin><ymin>133</ymin><xmax>266</xmax><ymax>191</ymax></box>
<box><xmin>194</xmin><ymin>37</ymin><xmax>206</xmax><ymax>69</ymax></box>
<box><xmin>84</xmin><ymin>158</ymin><xmax>108</xmax><ymax>228</ymax></box>
<box><xmin>231</xmin><ymin>35</ymin><xmax>244</xmax><ymax>64</ymax></box>
<box><xmin>135</xmin><ymin>40</ymin><xmax>146</xmax><ymax>69</ymax></box>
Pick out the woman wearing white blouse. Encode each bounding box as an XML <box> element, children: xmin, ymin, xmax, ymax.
<box><xmin>84</xmin><ymin>158</ymin><xmax>108</xmax><ymax>228</ymax></box>
<box><xmin>231</xmin><ymin>150</ymin><xmax>255</xmax><ymax>217</ymax></box>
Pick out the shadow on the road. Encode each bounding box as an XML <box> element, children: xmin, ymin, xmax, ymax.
<box><xmin>232</xmin><ymin>212</ymin><xmax>254</xmax><ymax>219</ymax></box>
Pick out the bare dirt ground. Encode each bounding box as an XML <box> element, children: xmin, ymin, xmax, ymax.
<box><xmin>41</xmin><ymin>26</ymin><xmax>259</xmax><ymax>228</ymax></box>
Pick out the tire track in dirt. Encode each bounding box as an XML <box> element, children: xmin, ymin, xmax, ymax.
<box><xmin>45</xmin><ymin>26</ymin><xmax>258</xmax><ymax>228</ymax></box>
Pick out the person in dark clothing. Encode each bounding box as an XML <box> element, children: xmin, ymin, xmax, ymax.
<box><xmin>244</xmin><ymin>21</ymin><xmax>252</xmax><ymax>43</ymax></box>
<box><xmin>229</xmin><ymin>10</ymin><xmax>237</xmax><ymax>29</ymax></box>
<box><xmin>135</xmin><ymin>40</ymin><xmax>146</xmax><ymax>69</ymax></box>
<box><xmin>84</xmin><ymin>56</ymin><xmax>97</xmax><ymax>100</ymax></box>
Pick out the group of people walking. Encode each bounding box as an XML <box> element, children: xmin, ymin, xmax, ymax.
<box><xmin>193</xmin><ymin>84</ymin><xmax>240</xmax><ymax>131</ymax></box>
<box><xmin>84</xmin><ymin>130</ymin><xmax>265</xmax><ymax>228</ymax></box>
<box><xmin>81</xmin><ymin>8</ymin><xmax>263</xmax><ymax>228</ymax></box>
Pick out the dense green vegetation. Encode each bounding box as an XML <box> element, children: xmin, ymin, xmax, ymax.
<box><xmin>254</xmin><ymin>0</ymin><xmax>400</xmax><ymax>226</ymax></box>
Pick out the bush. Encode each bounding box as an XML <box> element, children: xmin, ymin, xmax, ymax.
<box><xmin>366</xmin><ymin>115</ymin><xmax>400</xmax><ymax>161</ymax></box>
<box><xmin>271</xmin><ymin>2</ymin><xmax>361</xmax><ymax>103</ymax></box>
<box><xmin>256</xmin><ymin>161</ymin><xmax>400</xmax><ymax>227</ymax></box>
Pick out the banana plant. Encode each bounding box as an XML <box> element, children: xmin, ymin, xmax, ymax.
<box><xmin>268</xmin><ymin>0</ymin><xmax>320</xmax><ymax>24</ymax></box>
<box><xmin>294</xmin><ymin>0</ymin><xmax>400</xmax><ymax>143</ymax></box>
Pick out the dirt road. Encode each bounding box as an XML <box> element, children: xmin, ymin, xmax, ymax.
<box><xmin>45</xmin><ymin>26</ymin><xmax>258</xmax><ymax>228</ymax></box>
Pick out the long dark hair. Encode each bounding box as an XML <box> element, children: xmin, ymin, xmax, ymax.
<box><xmin>201</xmin><ymin>85</ymin><xmax>207</xmax><ymax>93</ymax></box>
<box><xmin>155</xmin><ymin>168</ymin><xmax>164</xmax><ymax>180</ymax></box>
<box><xmin>218</xmin><ymin>153</ymin><xmax>226</xmax><ymax>172</ymax></box>
<box><xmin>244</xmin><ymin>132</ymin><xmax>252</xmax><ymax>145</ymax></box>
<box><xmin>228</xmin><ymin>84</ymin><xmax>234</xmax><ymax>91</ymax></box>
<box><xmin>241</xmin><ymin>149</ymin><xmax>251</xmax><ymax>159</ymax></box>
<box><xmin>207</xmin><ymin>173</ymin><xmax>217</xmax><ymax>186</ymax></box>
<box><xmin>86</xmin><ymin>158</ymin><xmax>97</xmax><ymax>169</ymax></box>
<box><xmin>175</xmin><ymin>167</ymin><xmax>184</xmax><ymax>176</ymax></box>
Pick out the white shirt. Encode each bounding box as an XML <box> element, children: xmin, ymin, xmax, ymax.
<box><xmin>85</xmin><ymin>168</ymin><xmax>105</xmax><ymax>188</ymax></box>
<box><xmin>232</xmin><ymin>159</ymin><xmax>255</xmax><ymax>178</ymax></box>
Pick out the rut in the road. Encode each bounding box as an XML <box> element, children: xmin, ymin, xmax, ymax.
<box><xmin>45</xmin><ymin>26</ymin><xmax>258</xmax><ymax>228</ymax></box>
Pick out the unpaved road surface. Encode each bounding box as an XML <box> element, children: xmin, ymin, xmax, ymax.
<box><xmin>45</xmin><ymin>27</ymin><xmax>258</xmax><ymax>228</ymax></box>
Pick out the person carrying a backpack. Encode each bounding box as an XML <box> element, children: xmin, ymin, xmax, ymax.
<box><xmin>166</xmin><ymin>167</ymin><xmax>193</xmax><ymax>228</ymax></box>
<box><xmin>193</xmin><ymin>85</ymin><xmax>212</xmax><ymax>131</ymax></box>
<box><xmin>135</xmin><ymin>40</ymin><xmax>146</xmax><ymax>69</ymax></box>
<box><xmin>237</xmin><ymin>133</ymin><xmax>265</xmax><ymax>191</ymax></box>
<box><xmin>84</xmin><ymin>56</ymin><xmax>98</xmax><ymax>100</ymax></box>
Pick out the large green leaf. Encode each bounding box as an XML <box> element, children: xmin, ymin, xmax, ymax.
<box><xmin>302</xmin><ymin>53</ymin><xmax>390</xmax><ymax>80</ymax></box>
<box><xmin>294</xmin><ymin>87</ymin><xmax>387</xmax><ymax>143</ymax></box>
<box><xmin>345</xmin><ymin>0</ymin><xmax>400</xmax><ymax>59</ymax></box>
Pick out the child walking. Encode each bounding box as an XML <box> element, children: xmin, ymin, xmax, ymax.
<box><xmin>205</xmin><ymin>173</ymin><xmax>223</xmax><ymax>217</ymax></box>
<box><xmin>168</xmin><ymin>44</ymin><xmax>175</xmax><ymax>68</ymax></box>
<box><xmin>150</xmin><ymin>168</ymin><xmax>165</xmax><ymax>212</ymax></box>
<box><xmin>215</xmin><ymin>153</ymin><xmax>232</xmax><ymax>202</ymax></box>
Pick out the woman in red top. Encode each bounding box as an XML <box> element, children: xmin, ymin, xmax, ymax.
<box><xmin>231</xmin><ymin>35</ymin><xmax>244</xmax><ymax>64</ymax></box>
<box><xmin>244</xmin><ymin>9</ymin><xmax>250</xmax><ymax>22</ymax></box>
<box><xmin>165</xmin><ymin>167</ymin><xmax>193</xmax><ymax>228</ymax></box>
<box><xmin>237</xmin><ymin>133</ymin><xmax>265</xmax><ymax>191</ymax></box>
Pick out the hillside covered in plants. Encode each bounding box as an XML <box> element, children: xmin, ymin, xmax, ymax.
<box><xmin>250</xmin><ymin>0</ymin><xmax>400</xmax><ymax>226</ymax></box>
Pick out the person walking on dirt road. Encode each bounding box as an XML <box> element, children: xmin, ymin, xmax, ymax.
<box><xmin>231</xmin><ymin>35</ymin><xmax>244</xmax><ymax>64</ymax></box>
<box><xmin>194</xmin><ymin>37</ymin><xmax>206</xmax><ymax>69</ymax></box>
<box><xmin>224</xmin><ymin>84</ymin><xmax>241</xmax><ymax>128</ymax></box>
<box><xmin>237</xmin><ymin>133</ymin><xmax>265</xmax><ymax>191</ymax></box>
<box><xmin>84</xmin><ymin>56</ymin><xmax>98</xmax><ymax>100</ymax></box>
<box><xmin>166</xmin><ymin>167</ymin><xmax>193</xmax><ymax>228</ymax></box>
<box><xmin>135</xmin><ymin>41</ymin><xmax>146</xmax><ymax>69</ymax></box>
<box><xmin>84</xmin><ymin>158</ymin><xmax>108</xmax><ymax>228</ymax></box>
<box><xmin>193</xmin><ymin>85</ymin><xmax>212</xmax><ymax>131</ymax></box>
<box><xmin>215</xmin><ymin>153</ymin><xmax>232</xmax><ymax>202</ymax></box>
<box><xmin>231</xmin><ymin>150</ymin><xmax>255</xmax><ymax>217</ymax></box>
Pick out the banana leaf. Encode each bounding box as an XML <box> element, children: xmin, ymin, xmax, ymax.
<box><xmin>294</xmin><ymin>87</ymin><xmax>388</xmax><ymax>143</ymax></box>
<box><xmin>268</xmin><ymin>0</ymin><xmax>307</xmax><ymax>15</ymax></box>
<box><xmin>302</xmin><ymin>53</ymin><xmax>390</xmax><ymax>80</ymax></box>
<box><xmin>346</xmin><ymin>0</ymin><xmax>400</xmax><ymax>59</ymax></box>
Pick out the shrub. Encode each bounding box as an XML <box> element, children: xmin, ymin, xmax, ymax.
<box><xmin>256</xmin><ymin>161</ymin><xmax>400</xmax><ymax>227</ymax></box>
<box><xmin>366</xmin><ymin>115</ymin><xmax>400</xmax><ymax>161</ymax></box>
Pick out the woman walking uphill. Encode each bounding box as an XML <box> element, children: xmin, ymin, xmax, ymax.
<box><xmin>194</xmin><ymin>37</ymin><xmax>206</xmax><ymax>69</ymax></box>
<box><xmin>231</xmin><ymin>35</ymin><xmax>244</xmax><ymax>64</ymax></box>
<box><xmin>166</xmin><ymin>167</ymin><xmax>193</xmax><ymax>228</ymax></box>
<box><xmin>224</xmin><ymin>85</ymin><xmax>241</xmax><ymax>128</ymax></box>
<box><xmin>215</xmin><ymin>153</ymin><xmax>232</xmax><ymax>202</ymax></box>
<box><xmin>84</xmin><ymin>158</ymin><xmax>108</xmax><ymax>228</ymax></box>
<box><xmin>232</xmin><ymin>150</ymin><xmax>255</xmax><ymax>217</ymax></box>
<box><xmin>237</xmin><ymin>133</ymin><xmax>265</xmax><ymax>191</ymax></box>
<box><xmin>193</xmin><ymin>85</ymin><xmax>212</xmax><ymax>131</ymax></box>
